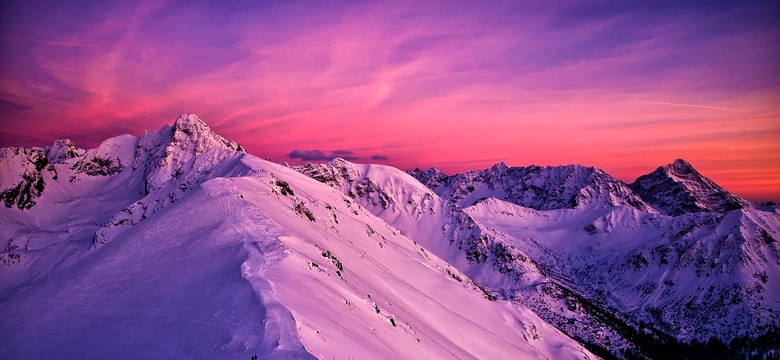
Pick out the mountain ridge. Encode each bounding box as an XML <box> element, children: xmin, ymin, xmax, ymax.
<box><xmin>2</xmin><ymin>114</ymin><xmax>778</xmax><ymax>358</ymax></box>
<box><xmin>0</xmin><ymin>115</ymin><xmax>596</xmax><ymax>359</ymax></box>
<box><xmin>297</xmin><ymin>157</ymin><xmax>780</xmax><ymax>357</ymax></box>
<box><xmin>409</xmin><ymin>158</ymin><xmax>761</xmax><ymax>216</ymax></box>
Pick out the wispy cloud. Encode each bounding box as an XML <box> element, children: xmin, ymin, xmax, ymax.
<box><xmin>288</xmin><ymin>149</ymin><xmax>361</xmax><ymax>162</ymax></box>
<box><xmin>1</xmin><ymin>0</ymin><xmax>778</xmax><ymax>200</ymax></box>
<box><xmin>630</xmin><ymin>101</ymin><xmax>740</xmax><ymax>112</ymax></box>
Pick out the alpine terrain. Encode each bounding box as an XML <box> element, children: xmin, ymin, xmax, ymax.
<box><xmin>1</xmin><ymin>114</ymin><xmax>778</xmax><ymax>359</ymax></box>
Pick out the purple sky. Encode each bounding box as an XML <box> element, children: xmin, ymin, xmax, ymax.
<box><xmin>1</xmin><ymin>0</ymin><xmax>779</xmax><ymax>201</ymax></box>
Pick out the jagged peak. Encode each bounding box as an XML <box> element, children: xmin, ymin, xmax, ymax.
<box><xmin>490</xmin><ymin>162</ymin><xmax>509</xmax><ymax>172</ymax></box>
<box><xmin>630</xmin><ymin>159</ymin><xmax>747</xmax><ymax>215</ymax></box>
<box><xmin>410</xmin><ymin>166</ymin><xmax>447</xmax><ymax>176</ymax></box>
<box><xmin>329</xmin><ymin>157</ymin><xmax>352</xmax><ymax>167</ymax></box>
<box><xmin>425</xmin><ymin>161</ymin><xmax>651</xmax><ymax>212</ymax></box>
<box><xmin>407</xmin><ymin>166</ymin><xmax>451</xmax><ymax>190</ymax></box>
<box><xmin>149</xmin><ymin>114</ymin><xmax>245</xmax><ymax>154</ymax></box>
<box><xmin>50</xmin><ymin>139</ymin><xmax>77</xmax><ymax>148</ymax></box>
<box><xmin>672</xmin><ymin>158</ymin><xmax>692</xmax><ymax>167</ymax></box>
<box><xmin>663</xmin><ymin>158</ymin><xmax>697</xmax><ymax>175</ymax></box>
<box><xmin>646</xmin><ymin>159</ymin><xmax>708</xmax><ymax>183</ymax></box>
<box><xmin>45</xmin><ymin>139</ymin><xmax>84</xmax><ymax>163</ymax></box>
<box><xmin>131</xmin><ymin>114</ymin><xmax>246</xmax><ymax>195</ymax></box>
<box><xmin>173</xmin><ymin>114</ymin><xmax>211</xmax><ymax>136</ymax></box>
<box><xmin>172</xmin><ymin>114</ymin><xmax>217</xmax><ymax>141</ymax></box>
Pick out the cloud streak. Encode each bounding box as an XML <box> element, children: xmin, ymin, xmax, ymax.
<box><xmin>0</xmin><ymin>0</ymin><xmax>778</xmax><ymax>201</ymax></box>
<box><xmin>288</xmin><ymin>149</ymin><xmax>361</xmax><ymax>162</ymax></box>
<box><xmin>632</xmin><ymin>101</ymin><xmax>740</xmax><ymax>112</ymax></box>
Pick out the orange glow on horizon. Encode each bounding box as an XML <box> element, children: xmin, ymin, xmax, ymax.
<box><xmin>1</xmin><ymin>1</ymin><xmax>778</xmax><ymax>202</ymax></box>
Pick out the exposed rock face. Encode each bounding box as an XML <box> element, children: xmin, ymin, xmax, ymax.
<box><xmin>135</xmin><ymin>113</ymin><xmax>245</xmax><ymax>195</ymax></box>
<box><xmin>0</xmin><ymin>139</ymin><xmax>93</xmax><ymax>210</ymax></box>
<box><xmin>407</xmin><ymin>167</ymin><xmax>450</xmax><ymax>190</ymax></box>
<box><xmin>630</xmin><ymin>159</ymin><xmax>747</xmax><ymax>216</ymax></box>
<box><xmin>0</xmin><ymin>114</ymin><xmax>244</xmax><ymax>212</ymax></box>
<box><xmin>410</xmin><ymin>162</ymin><xmax>654</xmax><ymax>212</ymax></box>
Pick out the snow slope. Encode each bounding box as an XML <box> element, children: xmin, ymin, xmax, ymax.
<box><xmin>0</xmin><ymin>115</ymin><xmax>594</xmax><ymax>359</ymax></box>
<box><xmin>303</xmin><ymin>158</ymin><xmax>780</xmax><ymax>357</ymax></box>
<box><xmin>4</xmin><ymin>113</ymin><xmax>777</xmax><ymax>359</ymax></box>
<box><xmin>464</xmin><ymin>199</ymin><xmax>780</xmax><ymax>343</ymax></box>
<box><xmin>298</xmin><ymin>160</ymin><xmax>656</xmax><ymax>355</ymax></box>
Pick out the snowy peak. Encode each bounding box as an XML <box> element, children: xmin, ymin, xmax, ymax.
<box><xmin>134</xmin><ymin>114</ymin><xmax>245</xmax><ymax>195</ymax></box>
<box><xmin>490</xmin><ymin>161</ymin><xmax>510</xmax><ymax>172</ymax></box>
<box><xmin>161</xmin><ymin>113</ymin><xmax>245</xmax><ymax>159</ymax></box>
<box><xmin>45</xmin><ymin>139</ymin><xmax>84</xmax><ymax>163</ymax></box>
<box><xmin>95</xmin><ymin>115</ymin><xmax>254</xmax><ymax>245</ymax></box>
<box><xmin>2</xmin><ymin>123</ymin><xmax>597</xmax><ymax>359</ymax></box>
<box><xmin>170</xmin><ymin>113</ymin><xmax>244</xmax><ymax>153</ymax></box>
<box><xmin>139</xmin><ymin>114</ymin><xmax>244</xmax><ymax>164</ymax></box>
<box><xmin>0</xmin><ymin>135</ymin><xmax>136</xmax><ymax>210</ymax></box>
<box><xmin>668</xmin><ymin>158</ymin><xmax>696</xmax><ymax>174</ymax></box>
<box><xmin>294</xmin><ymin>158</ymin><xmax>435</xmax><ymax>213</ymax></box>
<box><xmin>630</xmin><ymin>159</ymin><xmax>747</xmax><ymax>216</ymax></box>
<box><xmin>414</xmin><ymin>163</ymin><xmax>654</xmax><ymax>212</ymax></box>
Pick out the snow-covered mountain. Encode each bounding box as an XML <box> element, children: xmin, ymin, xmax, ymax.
<box><xmin>297</xmin><ymin>160</ymin><xmax>654</xmax><ymax>356</ymax></box>
<box><xmin>0</xmin><ymin>115</ymin><xmax>594</xmax><ymax>359</ymax></box>
<box><xmin>299</xmin><ymin>158</ymin><xmax>780</xmax><ymax>357</ymax></box>
<box><xmin>465</xmin><ymin>199</ymin><xmax>780</xmax><ymax>353</ymax></box>
<box><xmin>2</xmin><ymin>114</ymin><xmax>778</xmax><ymax>359</ymax></box>
<box><xmin>410</xmin><ymin>162</ymin><xmax>655</xmax><ymax>212</ymax></box>
<box><xmin>629</xmin><ymin>158</ymin><xmax>748</xmax><ymax>216</ymax></box>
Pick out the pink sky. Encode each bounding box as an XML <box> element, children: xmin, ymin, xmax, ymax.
<box><xmin>1</xmin><ymin>1</ymin><xmax>779</xmax><ymax>201</ymax></box>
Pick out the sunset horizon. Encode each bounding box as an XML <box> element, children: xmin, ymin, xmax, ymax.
<box><xmin>3</xmin><ymin>2</ymin><xmax>780</xmax><ymax>356</ymax></box>
<box><xmin>2</xmin><ymin>1</ymin><xmax>779</xmax><ymax>202</ymax></box>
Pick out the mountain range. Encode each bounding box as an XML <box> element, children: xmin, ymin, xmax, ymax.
<box><xmin>1</xmin><ymin>114</ymin><xmax>778</xmax><ymax>359</ymax></box>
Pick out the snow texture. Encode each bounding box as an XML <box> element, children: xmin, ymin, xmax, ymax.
<box><xmin>3</xmin><ymin>114</ymin><xmax>778</xmax><ymax>359</ymax></box>
<box><xmin>1</xmin><ymin>115</ymin><xmax>594</xmax><ymax>359</ymax></box>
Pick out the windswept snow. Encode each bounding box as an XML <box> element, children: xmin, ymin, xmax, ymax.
<box><xmin>0</xmin><ymin>115</ymin><xmax>594</xmax><ymax>359</ymax></box>
<box><xmin>307</xmin><ymin>157</ymin><xmax>780</xmax><ymax>357</ymax></box>
<box><xmin>3</xmin><ymin>114</ymin><xmax>778</xmax><ymax>359</ymax></box>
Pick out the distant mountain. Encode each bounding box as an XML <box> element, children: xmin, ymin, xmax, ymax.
<box><xmin>407</xmin><ymin>166</ymin><xmax>449</xmax><ymax>190</ymax></box>
<box><xmin>403</xmin><ymin>158</ymin><xmax>780</xmax><ymax>358</ymax></box>
<box><xmin>630</xmin><ymin>159</ymin><xmax>748</xmax><ymax>216</ymax></box>
<box><xmin>409</xmin><ymin>162</ymin><xmax>655</xmax><ymax>212</ymax></box>
<box><xmin>302</xmin><ymin>158</ymin><xmax>780</xmax><ymax>358</ymax></box>
<box><xmin>0</xmin><ymin>115</ymin><xmax>593</xmax><ymax>359</ymax></box>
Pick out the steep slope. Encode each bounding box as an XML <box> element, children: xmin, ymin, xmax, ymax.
<box><xmin>95</xmin><ymin>114</ymin><xmax>249</xmax><ymax>245</ymax></box>
<box><xmin>0</xmin><ymin>114</ymin><xmax>247</xmax><ymax>292</ymax></box>
<box><xmin>0</xmin><ymin>134</ymin><xmax>145</xmax><ymax>294</ymax></box>
<box><xmin>303</xmin><ymin>158</ymin><xmax>780</xmax><ymax>358</ymax></box>
<box><xmin>465</xmin><ymin>199</ymin><xmax>780</xmax><ymax>346</ymax></box>
<box><xmin>0</xmin><ymin>116</ymin><xmax>594</xmax><ymax>359</ymax></box>
<box><xmin>0</xmin><ymin>137</ymin><xmax>130</xmax><ymax>210</ymax></box>
<box><xmin>410</xmin><ymin>162</ymin><xmax>654</xmax><ymax>212</ymax></box>
<box><xmin>1</xmin><ymin>180</ymin><xmax>313</xmax><ymax>359</ymax></box>
<box><xmin>629</xmin><ymin>159</ymin><xmax>748</xmax><ymax>216</ymax></box>
<box><xmin>296</xmin><ymin>160</ymin><xmax>662</xmax><ymax>357</ymax></box>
